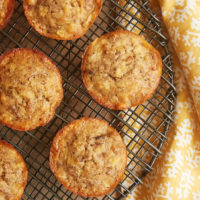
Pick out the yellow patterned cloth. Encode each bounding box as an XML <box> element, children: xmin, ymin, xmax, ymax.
<box><xmin>119</xmin><ymin>0</ymin><xmax>200</xmax><ymax>199</ymax></box>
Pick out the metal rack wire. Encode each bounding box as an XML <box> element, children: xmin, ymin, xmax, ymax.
<box><xmin>0</xmin><ymin>0</ymin><xmax>176</xmax><ymax>199</ymax></box>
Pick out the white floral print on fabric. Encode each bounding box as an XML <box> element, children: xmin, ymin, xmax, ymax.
<box><xmin>161</xmin><ymin>0</ymin><xmax>200</xmax><ymax>120</ymax></box>
<box><xmin>119</xmin><ymin>0</ymin><xmax>200</xmax><ymax>199</ymax></box>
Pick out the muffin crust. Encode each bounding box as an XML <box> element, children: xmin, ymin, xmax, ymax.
<box><xmin>82</xmin><ymin>30</ymin><xmax>162</xmax><ymax>110</ymax></box>
<box><xmin>0</xmin><ymin>48</ymin><xmax>63</xmax><ymax>131</ymax></box>
<box><xmin>0</xmin><ymin>140</ymin><xmax>28</xmax><ymax>200</ymax></box>
<box><xmin>0</xmin><ymin>0</ymin><xmax>15</xmax><ymax>30</ymax></box>
<box><xmin>23</xmin><ymin>0</ymin><xmax>103</xmax><ymax>40</ymax></box>
<box><xmin>50</xmin><ymin>117</ymin><xmax>127</xmax><ymax>197</ymax></box>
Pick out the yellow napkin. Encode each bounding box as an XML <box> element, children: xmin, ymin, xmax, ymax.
<box><xmin>119</xmin><ymin>0</ymin><xmax>200</xmax><ymax>199</ymax></box>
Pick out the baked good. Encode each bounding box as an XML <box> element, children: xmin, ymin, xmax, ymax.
<box><xmin>23</xmin><ymin>0</ymin><xmax>103</xmax><ymax>40</ymax></box>
<box><xmin>81</xmin><ymin>29</ymin><xmax>162</xmax><ymax>110</ymax></box>
<box><xmin>0</xmin><ymin>140</ymin><xmax>28</xmax><ymax>200</ymax></box>
<box><xmin>0</xmin><ymin>48</ymin><xmax>63</xmax><ymax>131</ymax></box>
<box><xmin>0</xmin><ymin>0</ymin><xmax>15</xmax><ymax>30</ymax></box>
<box><xmin>50</xmin><ymin>117</ymin><xmax>127</xmax><ymax>197</ymax></box>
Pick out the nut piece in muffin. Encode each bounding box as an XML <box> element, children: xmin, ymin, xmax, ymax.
<box><xmin>82</xmin><ymin>30</ymin><xmax>162</xmax><ymax>110</ymax></box>
<box><xmin>0</xmin><ymin>0</ymin><xmax>15</xmax><ymax>30</ymax></box>
<box><xmin>0</xmin><ymin>48</ymin><xmax>63</xmax><ymax>131</ymax></box>
<box><xmin>0</xmin><ymin>140</ymin><xmax>28</xmax><ymax>200</ymax></box>
<box><xmin>50</xmin><ymin>117</ymin><xmax>127</xmax><ymax>197</ymax></box>
<box><xmin>23</xmin><ymin>0</ymin><xmax>103</xmax><ymax>40</ymax></box>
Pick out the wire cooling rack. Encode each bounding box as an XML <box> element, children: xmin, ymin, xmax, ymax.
<box><xmin>0</xmin><ymin>0</ymin><xmax>176</xmax><ymax>199</ymax></box>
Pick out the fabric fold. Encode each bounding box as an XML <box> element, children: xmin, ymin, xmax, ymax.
<box><xmin>157</xmin><ymin>0</ymin><xmax>200</xmax><ymax>121</ymax></box>
<box><xmin>118</xmin><ymin>0</ymin><xmax>200</xmax><ymax>199</ymax></box>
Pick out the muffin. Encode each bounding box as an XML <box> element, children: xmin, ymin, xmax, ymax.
<box><xmin>0</xmin><ymin>0</ymin><xmax>15</xmax><ymax>30</ymax></box>
<box><xmin>50</xmin><ymin>117</ymin><xmax>127</xmax><ymax>197</ymax></box>
<box><xmin>0</xmin><ymin>140</ymin><xmax>28</xmax><ymax>200</ymax></box>
<box><xmin>0</xmin><ymin>48</ymin><xmax>63</xmax><ymax>131</ymax></box>
<box><xmin>23</xmin><ymin>0</ymin><xmax>103</xmax><ymax>40</ymax></box>
<box><xmin>81</xmin><ymin>30</ymin><xmax>162</xmax><ymax>110</ymax></box>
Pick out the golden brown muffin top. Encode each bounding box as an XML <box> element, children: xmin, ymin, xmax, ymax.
<box><xmin>0</xmin><ymin>48</ymin><xmax>63</xmax><ymax>131</ymax></box>
<box><xmin>23</xmin><ymin>0</ymin><xmax>102</xmax><ymax>40</ymax></box>
<box><xmin>50</xmin><ymin>117</ymin><xmax>127</xmax><ymax>197</ymax></box>
<box><xmin>0</xmin><ymin>140</ymin><xmax>28</xmax><ymax>200</ymax></box>
<box><xmin>0</xmin><ymin>0</ymin><xmax>9</xmax><ymax>24</ymax></box>
<box><xmin>82</xmin><ymin>30</ymin><xmax>162</xmax><ymax>110</ymax></box>
<box><xmin>0</xmin><ymin>0</ymin><xmax>15</xmax><ymax>30</ymax></box>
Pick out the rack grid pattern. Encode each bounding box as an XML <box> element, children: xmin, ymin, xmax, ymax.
<box><xmin>0</xmin><ymin>0</ymin><xmax>176</xmax><ymax>199</ymax></box>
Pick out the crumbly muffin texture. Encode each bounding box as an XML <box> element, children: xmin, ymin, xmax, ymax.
<box><xmin>0</xmin><ymin>0</ymin><xmax>14</xmax><ymax>30</ymax></box>
<box><xmin>23</xmin><ymin>0</ymin><xmax>102</xmax><ymax>40</ymax></box>
<box><xmin>0</xmin><ymin>0</ymin><xmax>9</xmax><ymax>24</ymax></box>
<box><xmin>82</xmin><ymin>30</ymin><xmax>162</xmax><ymax>110</ymax></box>
<box><xmin>0</xmin><ymin>48</ymin><xmax>63</xmax><ymax>131</ymax></box>
<box><xmin>0</xmin><ymin>140</ymin><xmax>27</xmax><ymax>200</ymax></box>
<box><xmin>50</xmin><ymin>117</ymin><xmax>127</xmax><ymax>197</ymax></box>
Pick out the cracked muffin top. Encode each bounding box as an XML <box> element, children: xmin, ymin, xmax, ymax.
<box><xmin>0</xmin><ymin>140</ymin><xmax>27</xmax><ymax>200</ymax></box>
<box><xmin>0</xmin><ymin>48</ymin><xmax>63</xmax><ymax>131</ymax></box>
<box><xmin>0</xmin><ymin>0</ymin><xmax>15</xmax><ymax>30</ymax></box>
<box><xmin>23</xmin><ymin>0</ymin><xmax>103</xmax><ymax>40</ymax></box>
<box><xmin>82</xmin><ymin>30</ymin><xmax>162</xmax><ymax>110</ymax></box>
<box><xmin>50</xmin><ymin>117</ymin><xmax>127</xmax><ymax>197</ymax></box>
